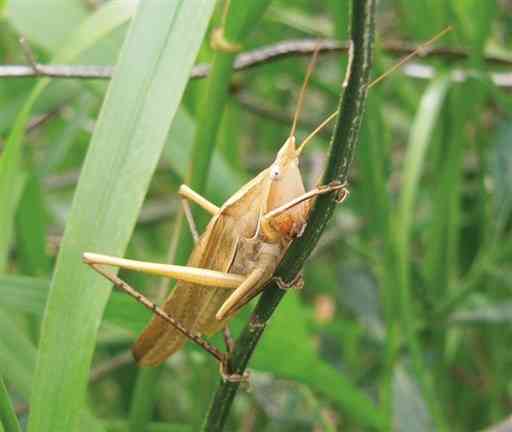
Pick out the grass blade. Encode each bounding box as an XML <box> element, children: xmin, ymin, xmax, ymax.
<box><xmin>27</xmin><ymin>2</ymin><xmax>215</xmax><ymax>431</ymax></box>
<box><xmin>396</xmin><ymin>77</ymin><xmax>450</xmax><ymax>260</ymax></box>
<box><xmin>395</xmin><ymin>76</ymin><xmax>450</xmax><ymax>430</ymax></box>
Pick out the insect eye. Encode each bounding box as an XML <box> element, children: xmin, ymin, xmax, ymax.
<box><xmin>270</xmin><ymin>165</ymin><xmax>281</xmax><ymax>180</ymax></box>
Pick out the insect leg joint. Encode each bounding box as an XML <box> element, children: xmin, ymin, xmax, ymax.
<box><xmin>219</xmin><ymin>362</ymin><xmax>250</xmax><ymax>384</ymax></box>
<box><xmin>318</xmin><ymin>180</ymin><xmax>350</xmax><ymax>204</ymax></box>
<box><xmin>249</xmin><ymin>315</ymin><xmax>266</xmax><ymax>331</ymax></box>
<box><xmin>274</xmin><ymin>272</ymin><xmax>304</xmax><ymax>291</ymax></box>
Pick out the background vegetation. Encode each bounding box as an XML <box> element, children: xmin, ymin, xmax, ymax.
<box><xmin>1</xmin><ymin>0</ymin><xmax>511</xmax><ymax>431</ymax></box>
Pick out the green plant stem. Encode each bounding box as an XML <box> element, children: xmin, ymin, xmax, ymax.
<box><xmin>201</xmin><ymin>1</ymin><xmax>377</xmax><ymax>430</ymax></box>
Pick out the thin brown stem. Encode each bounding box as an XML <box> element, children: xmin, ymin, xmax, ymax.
<box><xmin>2</xmin><ymin>38</ymin><xmax>510</xmax><ymax>84</ymax></box>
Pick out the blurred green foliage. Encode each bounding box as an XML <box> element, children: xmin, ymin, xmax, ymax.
<box><xmin>1</xmin><ymin>0</ymin><xmax>511</xmax><ymax>431</ymax></box>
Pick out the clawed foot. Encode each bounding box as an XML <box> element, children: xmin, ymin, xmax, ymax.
<box><xmin>334</xmin><ymin>185</ymin><xmax>349</xmax><ymax>204</ymax></box>
<box><xmin>274</xmin><ymin>272</ymin><xmax>304</xmax><ymax>291</ymax></box>
<box><xmin>219</xmin><ymin>361</ymin><xmax>250</xmax><ymax>386</ymax></box>
<box><xmin>318</xmin><ymin>180</ymin><xmax>350</xmax><ymax>204</ymax></box>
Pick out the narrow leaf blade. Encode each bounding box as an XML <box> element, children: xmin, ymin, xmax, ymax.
<box><xmin>27</xmin><ymin>2</ymin><xmax>215</xmax><ymax>430</ymax></box>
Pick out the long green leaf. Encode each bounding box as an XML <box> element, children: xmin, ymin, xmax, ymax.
<box><xmin>27</xmin><ymin>2</ymin><xmax>215</xmax><ymax>431</ymax></box>
<box><xmin>396</xmin><ymin>76</ymin><xmax>450</xmax><ymax>262</ymax></box>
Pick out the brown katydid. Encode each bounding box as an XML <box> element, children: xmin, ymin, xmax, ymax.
<box><xmin>83</xmin><ymin>27</ymin><xmax>452</xmax><ymax>379</ymax></box>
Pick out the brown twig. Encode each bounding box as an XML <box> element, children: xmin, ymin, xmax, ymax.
<box><xmin>2</xmin><ymin>38</ymin><xmax>511</xmax><ymax>86</ymax></box>
<box><xmin>0</xmin><ymin>64</ymin><xmax>114</xmax><ymax>79</ymax></box>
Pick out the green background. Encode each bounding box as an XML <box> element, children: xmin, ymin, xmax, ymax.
<box><xmin>0</xmin><ymin>0</ymin><xmax>511</xmax><ymax>431</ymax></box>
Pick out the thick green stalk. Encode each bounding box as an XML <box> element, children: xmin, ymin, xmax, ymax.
<box><xmin>201</xmin><ymin>1</ymin><xmax>378</xmax><ymax>430</ymax></box>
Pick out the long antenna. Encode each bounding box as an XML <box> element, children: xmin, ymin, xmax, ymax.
<box><xmin>290</xmin><ymin>43</ymin><xmax>321</xmax><ymax>138</ymax></box>
<box><xmin>368</xmin><ymin>25</ymin><xmax>452</xmax><ymax>89</ymax></box>
<box><xmin>297</xmin><ymin>111</ymin><xmax>337</xmax><ymax>154</ymax></box>
<box><xmin>297</xmin><ymin>26</ymin><xmax>453</xmax><ymax>154</ymax></box>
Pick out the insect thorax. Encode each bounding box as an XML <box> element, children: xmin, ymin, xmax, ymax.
<box><xmin>229</xmin><ymin>237</ymin><xmax>283</xmax><ymax>278</ymax></box>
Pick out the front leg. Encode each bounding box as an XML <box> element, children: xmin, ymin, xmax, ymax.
<box><xmin>263</xmin><ymin>181</ymin><xmax>348</xmax><ymax>223</ymax></box>
<box><xmin>261</xmin><ymin>182</ymin><xmax>349</xmax><ymax>237</ymax></box>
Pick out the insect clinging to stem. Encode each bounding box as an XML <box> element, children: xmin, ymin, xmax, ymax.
<box><xmin>83</xmin><ymin>27</ymin><xmax>452</xmax><ymax>379</ymax></box>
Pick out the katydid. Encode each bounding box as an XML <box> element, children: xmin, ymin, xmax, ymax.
<box><xmin>84</xmin><ymin>46</ymin><xmax>344</xmax><ymax>376</ymax></box>
<box><xmin>83</xmin><ymin>27</ymin><xmax>451</xmax><ymax>378</ymax></box>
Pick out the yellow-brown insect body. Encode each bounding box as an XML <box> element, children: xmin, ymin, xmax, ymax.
<box><xmin>133</xmin><ymin>135</ymin><xmax>308</xmax><ymax>366</ymax></box>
